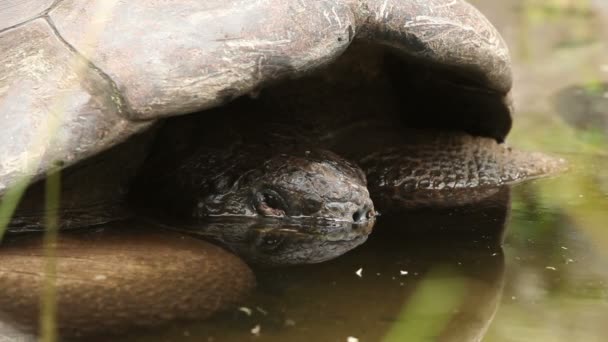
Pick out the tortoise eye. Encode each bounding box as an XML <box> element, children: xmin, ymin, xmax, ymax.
<box><xmin>254</xmin><ymin>190</ymin><xmax>286</xmax><ymax>217</ymax></box>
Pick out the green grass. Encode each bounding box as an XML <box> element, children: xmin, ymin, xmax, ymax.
<box><xmin>382</xmin><ymin>266</ymin><xmax>467</xmax><ymax>342</ymax></box>
<box><xmin>0</xmin><ymin>177</ymin><xmax>32</xmax><ymax>241</ymax></box>
<box><xmin>40</xmin><ymin>167</ymin><xmax>61</xmax><ymax>342</ymax></box>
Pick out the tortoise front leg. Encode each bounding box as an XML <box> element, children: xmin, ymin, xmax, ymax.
<box><xmin>360</xmin><ymin>131</ymin><xmax>566</xmax><ymax>212</ymax></box>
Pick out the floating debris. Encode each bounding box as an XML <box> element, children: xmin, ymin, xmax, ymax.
<box><xmin>251</xmin><ymin>324</ymin><xmax>261</xmax><ymax>336</ymax></box>
<box><xmin>347</xmin><ymin>337</ymin><xmax>359</xmax><ymax>342</ymax></box>
<box><xmin>256</xmin><ymin>307</ymin><xmax>268</xmax><ymax>315</ymax></box>
<box><xmin>356</xmin><ymin>268</ymin><xmax>363</xmax><ymax>277</ymax></box>
<box><xmin>400</xmin><ymin>270</ymin><xmax>408</xmax><ymax>275</ymax></box>
<box><xmin>93</xmin><ymin>274</ymin><xmax>107</xmax><ymax>281</ymax></box>
<box><xmin>546</xmin><ymin>266</ymin><xmax>557</xmax><ymax>271</ymax></box>
<box><xmin>238</xmin><ymin>307</ymin><xmax>252</xmax><ymax>316</ymax></box>
<box><xmin>561</xmin><ymin>246</ymin><xmax>568</xmax><ymax>250</ymax></box>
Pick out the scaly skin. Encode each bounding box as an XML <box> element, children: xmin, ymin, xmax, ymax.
<box><xmin>132</xmin><ymin>121</ymin><xmax>376</xmax><ymax>225</ymax></box>
<box><xmin>360</xmin><ymin>131</ymin><xmax>566</xmax><ymax>208</ymax></box>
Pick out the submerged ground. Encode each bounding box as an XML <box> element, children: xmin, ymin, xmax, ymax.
<box><xmin>118</xmin><ymin>1</ymin><xmax>608</xmax><ymax>341</ymax></box>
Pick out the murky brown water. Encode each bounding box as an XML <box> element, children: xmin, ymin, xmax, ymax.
<box><xmin>117</xmin><ymin>164</ymin><xmax>607</xmax><ymax>342</ymax></box>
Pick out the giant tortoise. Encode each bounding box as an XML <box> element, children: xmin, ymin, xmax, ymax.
<box><xmin>0</xmin><ymin>0</ymin><xmax>565</xmax><ymax>338</ymax></box>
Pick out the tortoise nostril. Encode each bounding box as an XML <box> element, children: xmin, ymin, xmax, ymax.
<box><xmin>352</xmin><ymin>210</ymin><xmax>363</xmax><ymax>222</ymax></box>
<box><xmin>353</xmin><ymin>208</ymin><xmax>373</xmax><ymax>222</ymax></box>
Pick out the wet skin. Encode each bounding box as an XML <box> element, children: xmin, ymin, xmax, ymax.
<box><xmin>169</xmin><ymin>148</ymin><xmax>374</xmax><ymax>223</ymax></box>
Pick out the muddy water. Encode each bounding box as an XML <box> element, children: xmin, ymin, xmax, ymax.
<box><xmin>122</xmin><ymin>166</ymin><xmax>607</xmax><ymax>342</ymax></box>
<box><xmin>125</xmin><ymin>1</ymin><xmax>608</xmax><ymax>341</ymax></box>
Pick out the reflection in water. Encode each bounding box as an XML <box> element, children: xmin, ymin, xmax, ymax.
<box><xmin>487</xmin><ymin>168</ymin><xmax>608</xmax><ymax>341</ymax></box>
<box><xmin>470</xmin><ymin>1</ymin><xmax>608</xmax><ymax>341</ymax></box>
<box><xmin>161</xmin><ymin>216</ymin><xmax>373</xmax><ymax>266</ymax></box>
<box><xmin>126</xmin><ymin>188</ymin><xmax>511</xmax><ymax>342</ymax></box>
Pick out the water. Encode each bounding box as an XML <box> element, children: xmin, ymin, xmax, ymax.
<box><xmin>118</xmin><ymin>163</ymin><xmax>608</xmax><ymax>342</ymax></box>
<box><xmin>126</xmin><ymin>189</ymin><xmax>510</xmax><ymax>342</ymax></box>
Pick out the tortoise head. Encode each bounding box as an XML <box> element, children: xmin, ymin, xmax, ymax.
<box><xmin>199</xmin><ymin>149</ymin><xmax>375</xmax><ymax>224</ymax></box>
